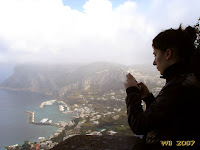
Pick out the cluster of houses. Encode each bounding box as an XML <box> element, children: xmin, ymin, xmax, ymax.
<box><xmin>85</xmin><ymin>129</ymin><xmax>117</xmax><ymax>136</ymax></box>
<box><xmin>88</xmin><ymin>90</ymin><xmax>125</xmax><ymax>102</ymax></box>
<box><xmin>7</xmin><ymin>89</ymin><xmax>129</xmax><ymax>150</ymax></box>
<box><xmin>5</xmin><ymin>138</ymin><xmax>57</xmax><ymax>150</ymax></box>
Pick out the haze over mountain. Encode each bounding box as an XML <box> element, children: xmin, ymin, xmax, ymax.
<box><xmin>0</xmin><ymin>62</ymin><xmax>165</xmax><ymax>149</ymax></box>
<box><xmin>0</xmin><ymin>62</ymin><xmax>163</xmax><ymax>99</ymax></box>
<box><xmin>0</xmin><ymin>63</ymin><xmax>14</xmax><ymax>83</ymax></box>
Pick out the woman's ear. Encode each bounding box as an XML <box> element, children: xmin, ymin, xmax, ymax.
<box><xmin>165</xmin><ymin>49</ymin><xmax>172</xmax><ymax>60</ymax></box>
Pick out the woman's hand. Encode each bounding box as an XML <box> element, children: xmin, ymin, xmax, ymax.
<box><xmin>137</xmin><ymin>82</ymin><xmax>150</xmax><ymax>99</ymax></box>
<box><xmin>124</xmin><ymin>73</ymin><xmax>139</xmax><ymax>89</ymax></box>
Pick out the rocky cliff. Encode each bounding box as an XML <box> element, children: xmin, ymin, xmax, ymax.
<box><xmin>0</xmin><ymin>62</ymin><xmax>163</xmax><ymax>99</ymax></box>
<box><xmin>0</xmin><ymin>62</ymin><xmax>127</xmax><ymax>98</ymax></box>
<box><xmin>51</xmin><ymin>135</ymin><xmax>141</xmax><ymax>150</ymax></box>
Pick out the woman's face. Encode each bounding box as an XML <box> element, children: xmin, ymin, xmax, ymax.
<box><xmin>153</xmin><ymin>48</ymin><xmax>169</xmax><ymax>75</ymax></box>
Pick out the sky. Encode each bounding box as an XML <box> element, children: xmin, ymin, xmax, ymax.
<box><xmin>0</xmin><ymin>0</ymin><xmax>199</xmax><ymax>66</ymax></box>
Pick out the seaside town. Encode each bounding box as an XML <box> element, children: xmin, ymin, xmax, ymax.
<box><xmin>2</xmin><ymin>63</ymin><xmax>165</xmax><ymax>150</ymax></box>
<box><xmin>5</xmin><ymin>71</ymin><xmax>165</xmax><ymax>150</ymax></box>
<box><xmin>0</xmin><ymin>0</ymin><xmax>199</xmax><ymax>148</ymax></box>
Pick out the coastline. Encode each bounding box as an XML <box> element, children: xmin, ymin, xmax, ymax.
<box><xmin>0</xmin><ymin>89</ymin><xmax>56</xmax><ymax>150</ymax></box>
<box><xmin>4</xmin><ymin>96</ymin><xmax>77</xmax><ymax>149</ymax></box>
<box><xmin>24</xmin><ymin>111</ymin><xmax>63</xmax><ymax>128</ymax></box>
<box><xmin>40</xmin><ymin>99</ymin><xmax>56</xmax><ymax>108</ymax></box>
<box><xmin>22</xmin><ymin>99</ymin><xmax>75</xmax><ymax>147</ymax></box>
<box><xmin>0</xmin><ymin>86</ymin><xmax>51</xmax><ymax>95</ymax></box>
<box><xmin>57</xmin><ymin>100</ymin><xmax>71</xmax><ymax>113</ymax></box>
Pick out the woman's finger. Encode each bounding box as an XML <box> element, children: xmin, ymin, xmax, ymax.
<box><xmin>129</xmin><ymin>73</ymin><xmax>136</xmax><ymax>81</ymax></box>
<box><xmin>126</xmin><ymin>73</ymin><xmax>130</xmax><ymax>79</ymax></box>
<box><xmin>138</xmin><ymin>82</ymin><xmax>143</xmax><ymax>86</ymax></box>
<box><xmin>138</xmin><ymin>82</ymin><xmax>146</xmax><ymax>87</ymax></box>
<box><xmin>129</xmin><ymin>73</ymin><xmax>134</xmax><ymax>78</ymax></box>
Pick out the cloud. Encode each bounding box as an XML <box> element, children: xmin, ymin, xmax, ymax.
<box><xmin>0</xmin><ymin>0</ymin><xmax>199</xmax><ymax>65</ymax></box>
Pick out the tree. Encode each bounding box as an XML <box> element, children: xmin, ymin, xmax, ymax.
<box><xmin>4</xmin><ymin>146</ymin><xmax>11</xmax><ymax>150</ymax></box>
<box><xmin>15</xmin><ymin>146</ymin><xmax>20</xmax><ymax>150</ymax></box>
<box><xmin>21</xmin><ymin>140</ymin><xmax>31</xmax><ymax>150</ymax></box>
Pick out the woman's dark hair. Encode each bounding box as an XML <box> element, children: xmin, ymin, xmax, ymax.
<box><xmin>152</xmin><ymin>25</ymin><xmax>197</xmax><ymax>62</ymax></box>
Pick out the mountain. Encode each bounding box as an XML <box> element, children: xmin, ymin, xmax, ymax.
<box><xmin>0</xmin><ymin>62</ymin><xmax>127</xmax><ymax>98</ymax></box>
<box><xmin>0</xmin><ymin>63</ymin><xmax>14</xmax><ymax>83</ymax></box>
<box><xmin>0</xmin><ymin>62</ymin><xmax>163</xmax><ymax>99</ymax></box>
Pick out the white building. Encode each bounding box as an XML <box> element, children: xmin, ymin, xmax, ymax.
<box><xmin>93</xmin><ymin>121</ymin><xmax>99</xmax><ymax>125</ymax></box>
<box><xmin>108</xmin><ymin>130</ymin><xmax>117</xmax><ymax>135</ymax></box>
<box><xmin>38</xmin><ymin>137</ymin><xmax>45</xmax><ymax>143</ymax></box>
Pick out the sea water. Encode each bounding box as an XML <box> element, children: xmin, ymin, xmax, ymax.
<box><xmin>0</xmin><ymin>89</ymin><xmax>74</xmax><ymax>150</ymax></box>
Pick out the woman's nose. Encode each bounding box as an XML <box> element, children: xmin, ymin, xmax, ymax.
<box><xmin>153</xmin><ymin>59</ymin><xmax>156</xmax><ymax>65</ymax></box>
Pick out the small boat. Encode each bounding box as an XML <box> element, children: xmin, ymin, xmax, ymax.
<box><xmin>40</xmin><ymin>118</ymin><xmax>48</xmax><ymax>123</ymax></box>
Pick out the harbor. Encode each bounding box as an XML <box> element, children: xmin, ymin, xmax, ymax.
<box><xmin>40</xmin><ymin>100</ymin><xmax>56</xmax><ymax>108</ymax></box>
<box><xmin>24</xmin><ymin>111</ymin><xmax>63</xmax><ymax>128</ymax></box>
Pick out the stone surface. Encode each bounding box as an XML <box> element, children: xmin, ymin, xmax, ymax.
<box><xmin>51</xmin><ymin>135</ymin><xmax>141</xmax><ymax>150</ymax></box>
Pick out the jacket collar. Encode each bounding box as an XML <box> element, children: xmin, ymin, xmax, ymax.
<box><xmin>160</xmin><ymin>62</ymin><xmax>188</xmax><ymax>82</ymax></box>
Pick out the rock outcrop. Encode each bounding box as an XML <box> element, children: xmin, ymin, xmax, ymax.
<box><xmin>51</xmin><ymin>135</ymin><xmax>141</xmax><ymax>150</ymax></box>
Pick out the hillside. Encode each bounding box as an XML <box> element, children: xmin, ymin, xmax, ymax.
<box><xmin>2</xmin><ymin>62</ymin><xmax>166</xmax><ymax>149</ymax></box>
<box><xmin>0</xmin><ymin>62</ymin><xmax>163</xmax><ymax>99</ymax></box>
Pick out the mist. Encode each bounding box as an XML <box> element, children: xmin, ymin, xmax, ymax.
<box><xmin>0</xmin><ymin>0</ymin><xmax>199</xmax><ymax>81</ymax></box>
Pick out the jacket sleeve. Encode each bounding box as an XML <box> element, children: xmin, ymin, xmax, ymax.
<box><xmin>125</xmin><ymin>85</ymin><xmax>183</xmax><ymax>135</ymax></box>
<box><xmin>142</xmin><ymin>93</ymin><xmax>155</xmax><ymax>108</ymax></box>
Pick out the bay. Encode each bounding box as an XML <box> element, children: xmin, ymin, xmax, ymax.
<box><xmin>0</xmin><ymin>89</ymin><xmax>73</xmax><ymax>150</ymax></box>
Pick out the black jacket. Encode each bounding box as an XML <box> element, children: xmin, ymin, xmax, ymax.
<box><xmin>125</xmin><ymin>62</ymin><xmax>200</xmax><ymax>149</ymax></box>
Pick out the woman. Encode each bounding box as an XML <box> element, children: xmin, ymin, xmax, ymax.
<box><xmin>124</xmin><ymin>26</ymin><xmax>200</xmax><ymax>150</ymax></box>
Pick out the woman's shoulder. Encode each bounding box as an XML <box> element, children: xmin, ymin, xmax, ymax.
<box><xmin>181</xmin><ymin>73</ymin><xmax>200</xmax><ymax>89</ymax></box>
<box><xmin>161</xmin><ymin>73</ymin><xmax>200</xmax><ymax>93</ymax></box>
